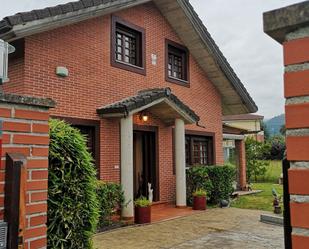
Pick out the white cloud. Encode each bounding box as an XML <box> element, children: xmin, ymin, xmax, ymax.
<box><xmin>0</xmin><ymin>0</ymin><xmax>304</xmax><ymax>118</ymax></box>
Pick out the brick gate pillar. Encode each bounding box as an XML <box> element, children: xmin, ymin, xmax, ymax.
<box><xmin>264</xmin><ymin>2</ymin><xmax>309</xmax><ymax>248</ymax></box>
<box><xmin>0</xmin><ymin>93</ymin><xmax>55</xmax><ymax>249</ymax></box>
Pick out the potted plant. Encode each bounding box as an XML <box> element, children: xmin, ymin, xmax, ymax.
<box><xmin>134</xmin><ymin>196</ymin><xmax>151</xmax><ymax>224</ymax></box>
<box><xmin>193</xmin><ymin>189</ymin><xmax>207</xmax><ymax>210</ymax></box>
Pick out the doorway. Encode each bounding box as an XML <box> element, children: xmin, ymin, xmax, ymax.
<box><xmin>133</xmin><ymin>128</ymin><xmax>158</xmax><ymax>202</ymax></box>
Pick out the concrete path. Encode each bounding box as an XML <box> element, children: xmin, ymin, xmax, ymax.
<box><xmin>93</xmin><ymin>208</ymin><xmax>284</xmax><ymax>249</ymax></box>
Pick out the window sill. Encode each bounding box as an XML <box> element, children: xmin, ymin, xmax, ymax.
<box><xmin>112</xmin><ymin>59</ymin><xmax>146</xmax><ymax>76</ymax></box>
<box><xmin>166</xmin><ymin>76</ymin><xmax>190</xmax><ymax>87</ymax></box>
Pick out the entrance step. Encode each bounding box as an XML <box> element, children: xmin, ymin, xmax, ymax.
<box><xmin>260</xmin><ymin>214</ymin><xmax>283</xmax><ymax>226</ymax></box>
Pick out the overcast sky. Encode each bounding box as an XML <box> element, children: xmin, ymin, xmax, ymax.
<box><xmin>0</xmin><ymin>0</ymin><xmax>304</xmax><ymax>119</ymax></box>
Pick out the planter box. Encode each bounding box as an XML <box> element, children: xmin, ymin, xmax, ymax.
<box><xmin>134</xmin><ymin>206</ymin><xmax>151</xmax><ymax>224</ymax></box>
<box><xmin>193</xmin><ymin>196</ymin><xmax>206</xmax><ymax>210</ymax></box>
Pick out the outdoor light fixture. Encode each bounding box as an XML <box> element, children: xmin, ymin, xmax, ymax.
<box><xmin>140</xmin><ymin>112</ymin><xmax>149</xmax><ymax>122</ymax></box>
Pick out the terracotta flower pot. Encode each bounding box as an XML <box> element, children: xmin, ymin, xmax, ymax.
<box><xmin>193</xmin><ymin>196</ymin><xmax>206</xmax><ymax>210</ymax></box>
<box><xmin>134</xmin><ymin>206</ymin><xmax>151</xmax><ymax>224</ymax></box>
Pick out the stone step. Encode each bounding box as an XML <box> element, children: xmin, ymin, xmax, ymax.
<box><xmin>260</xmin><ymin>214</ymin><xmax>284</xmax><ymax>226</ymax></box>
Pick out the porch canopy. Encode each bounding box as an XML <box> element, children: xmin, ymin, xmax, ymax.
<box><xmin>97</xmin><ymin>88</ymin><xmax>199</xmax><ymax>125</ymax></box>
<box><xmin>97</xmin><ymin>88</ymin><xmax>199</xmax><ymax>218</ymax></box>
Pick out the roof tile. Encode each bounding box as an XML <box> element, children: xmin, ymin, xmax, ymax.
<box><xmin>34</xmin><ymin>9</ymin><xmax>51</xmax><ymax>19</ymax></box>
<box><xmin>21</xmin><ymin>11</ymin><xmax>38</xmax><ymax>22</ymax></box>
<box><xmin>71</xmin><ymin>1</ymin><xmax>85</xmax><ymax>11</ymax></box>
<box><xmin>60</xmin><ymin>3</ymin><xmax>74</xmax><ymax>14</ymax></box>
<box><xmin>48</xmin><ymin>6</ymin><xmax>63</xmax><ymax>16</ymax></box>
<box><xmin>81</xmin><ymin>0</ymin><xmax>94</xmax><ymax>8</ymax></box>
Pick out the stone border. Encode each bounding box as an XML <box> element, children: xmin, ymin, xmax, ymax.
<box><xmin>0</xmin><ymin>92</ymin><xmax>56</xmax><ymax>108</ymax></box>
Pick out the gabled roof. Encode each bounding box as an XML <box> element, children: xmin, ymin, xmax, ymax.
<box><xmin>223</xmin><ymin>114</ymin><xmax>264</xmax><ymax>121</ymax></box>
<box><xmin>223</xmin><ymin>124</ymin><xmax>248</xmax><ymax>135</ymax></box>
<box><xmin>0</xmin><ymin>0</ymin><xmax>258</xmax><ymax>115</ymax></box>
<box><xmin>97</xmin><ymin>88</ymin><xmax>200</xmax><ymax>125</ymax></box>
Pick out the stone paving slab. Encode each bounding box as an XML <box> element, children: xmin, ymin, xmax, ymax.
<box><xmin>93</xmin><ymin>208</ymin><xmax>284</xmax><ymax>249</ymax></box>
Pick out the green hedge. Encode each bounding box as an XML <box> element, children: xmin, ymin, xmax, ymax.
<box><xmin>48</xmin><ymin>119</ymin><xmax>99</xmax><ymax>249</ymax></box>
<box><xmin>187</xmin><ymin>165</ymin><xmax>235</xmax><ymax>205</ymax></box>
<box><xmin>97</xmin><ymin>181</ymin><xmax>125</xmax><ymax>227</ymax></box>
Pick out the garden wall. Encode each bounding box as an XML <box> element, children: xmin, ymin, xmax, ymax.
<box><xmin>0</xmin><ymin>93</ymin><xmax>54</xmax><ymax>249</ymax></box>
<box><xmin>264</xmin><ymin>2</ymin><xmax>309</xmax><ymax>248</ymax></box>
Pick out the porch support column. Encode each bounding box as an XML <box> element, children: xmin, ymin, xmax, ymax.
<box><xmin>120</xmin><ymin>115</ymin><xmax>134</xmax><ymax>218</ymax></box>
<box><xmin>175</xmin><ymin>118</ymin><xmax>186</xmax><ymax>207</ymax></box>
<box><xmin>236</xmin><ymin>139</ymin><xmax>247</xmax><ymax>190</ymax></box>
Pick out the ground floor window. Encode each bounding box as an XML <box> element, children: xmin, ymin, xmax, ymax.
<box><xmin>185</xmin><ymin>135</ymin><xmax>214</xmax><ymax>166</ymax></box>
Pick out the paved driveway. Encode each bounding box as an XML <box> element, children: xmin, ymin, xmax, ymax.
<box><xmin>93</xmin><ymin>208</ymin><xmax>284</xmax><ymax>249</ymax></box>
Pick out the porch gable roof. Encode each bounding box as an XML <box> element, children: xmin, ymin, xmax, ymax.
<box><xmin>97</xmin><ymin>88</ymin><xmax>200</xmax><ymax>125</ymax></box>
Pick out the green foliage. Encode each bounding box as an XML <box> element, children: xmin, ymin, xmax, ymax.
<box><xmin>231</xmin><ymin>183</ymin><xmax>283</xmax><ymax>212</ymax></box>
<box><xmin>261</xmin><ymin>121</ymin><xmax>270</xmax><ymax>141</ymax></box>
<box><xmin>48</xmin><ymin>119</ymin><xmax>99</xmax><ymax>249</ymax></box>
<box><xmin>205</xmin><ymin>165</ymin><xmax>236</xmax><ymax>203</ymax></box>
<box><xmin>267</xmin><ymin>136</ymin><xmax>286</xmax><ymax>160</ymax></box>
<box><xmin>280</xmin><ymin>124</ymin><xmax>286</xmax><ymax>136</ymax></box>
<box><xmin>186</xmin><ymin>166</ymin><xmax>213</xmax><ymax>205</ymax></box>
<box><xmin>245</xmin><ymin>138</ymin><xmax>270</xmax><ymax>182</ymax></box>
<box><xmin>134</xmin><ymin>196</ymin><xmax>151</xmax><ymax>207</ymax></box>
<box><xmin>187</xmin><ymin>165</ymin><xmax>235</xmax><ymax>205</ymax></box>
<box><xmin>193</xmin><ymin>189</ymin><xmax>207</xmax><ymax>197</ymax></box>
<box><xmin>96</xmin><ymin>181</ymin><xmax>125</xmax><ymax>227</ymax></box>
<box><xmin>255</xmin><ymin>160</ymin><xmax>282</xmax><ymax>183</ymax></box>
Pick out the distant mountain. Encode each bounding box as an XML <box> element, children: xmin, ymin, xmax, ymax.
<box><xmin>265</xmin><ymin>114</ymin><xmax>285</xmax><ymax>137</ymax></box>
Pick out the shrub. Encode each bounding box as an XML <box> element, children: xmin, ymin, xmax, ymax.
<box><xmin>186</xmin><ymin>166</ymin><xmax>213</xmax><ymax>206</ymax></box>
<box><xmin>48</xmin><ymin>119</ymin><xmax>99</xmax><ymax>249</ymax></box>
<box><xmin>187</xmin><ymin>165</ymin><xmax>235</xmax><ymax>205</ymax></box>
<box><xmin>205</xmin><ymin>165</ymin><xmax>235</xmax><ymax>203</ymax></box>
<box><xmin>97</xmin><ymin>181</ymin><xmax>125</xmax><ymax>227</ymax></box>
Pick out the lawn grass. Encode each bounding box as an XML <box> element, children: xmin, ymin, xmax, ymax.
<box><xmin>231</xmin><ymin>183</ymin><xmax>283</xmax><ymax>212</ymax></box>
<box><xmin>255</xmin><ymin>160</ymin><xmax>282</xmax><ymax>183</ymax></box>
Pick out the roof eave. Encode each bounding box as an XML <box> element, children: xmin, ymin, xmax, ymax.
<box><xmin>0</xmin><ymin>0</ymin><xmax>152</xmax><ymax>42</ymax></box>
<box><xmin>177</xmin><ymin>0</ymin><xmax>258</xmax><ymax>114</ymax></box>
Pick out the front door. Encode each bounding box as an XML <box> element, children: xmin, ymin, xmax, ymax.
<box><xmin>133</xmin><ymin>130</ymin><xmax>158</xmax><ymax>202</ymax></box>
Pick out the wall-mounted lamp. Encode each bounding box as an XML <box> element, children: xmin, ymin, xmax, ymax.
<box><xmin>140</xmin><ymin>112</ymin><xmax>149</xmax><ymax>122</ymax></box>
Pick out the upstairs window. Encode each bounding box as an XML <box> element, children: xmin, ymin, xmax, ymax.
<box><xmin>112</xmin><ymin>16</ymin><xmax>145</xmax><ymax>75</ymax></box>
<box><xmin>166</xmin><ymin>40</ymin><xmax>189</xmax><ymax>86</ymax></box>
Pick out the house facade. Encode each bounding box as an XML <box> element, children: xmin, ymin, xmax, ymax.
<box><xmin>223</xmin><ymin>114</ymin><xmax>265</xmax><ymax>142</ymax></box>
<box><xmin>0</xmin><ymin>0</ymin><xmax>257</xmax><ymax>218</ymax></box>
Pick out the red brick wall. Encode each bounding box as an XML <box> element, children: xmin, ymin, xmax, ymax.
<box><xmin>284</xmin><ymin>35</ymin><xmax>309</xmax><ymax>247</ymax></box>
<box><xmin>0</xmin><ymin>102</ymin><xmax>50</xmax><ymax>249</ymax></box>
<box><xmin>4</xmin><ymin>3</ymin><xmax>224</xmax><ymax>203</ymax></box>
<box><xmin>235</xmin><ymin>140</ymin><xmax>246</xmax><ymax>190</ymax></box>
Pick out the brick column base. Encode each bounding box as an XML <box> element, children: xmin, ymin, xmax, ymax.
<box><xmin>0</xmin><ymin>93</ymin><xmax>54</xmax><ymax>249</ymax></box>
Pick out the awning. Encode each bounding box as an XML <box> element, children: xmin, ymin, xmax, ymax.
<box><xmin>97</xmin><ymin>88</ymin><xmax>200</xmax><ymax>125</ymax></box>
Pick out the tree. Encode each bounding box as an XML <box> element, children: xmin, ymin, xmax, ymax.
<box><xmin>280</xmin><ymin>124</ymin><xmax>286</xmax><ymax>136</ymax></box>
<box><xmin>269</xmin><ymin>135</ymin><xmax>286</xmax><ymax>160</ymax></box>
<box><xmin>261</xmin><ymin>121</ymin><xmax>270</xmax><ymax>141</ymax></box>
<box><xmin>245</xmin><ymin>137</ymin><xmax>270</xmax><ymax>182</ymax></box>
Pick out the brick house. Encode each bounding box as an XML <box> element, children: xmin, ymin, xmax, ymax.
<box><xmin>0</xmin><ymin>0</ymin><xmax>257</xmax><ymax>219</ymax></box>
